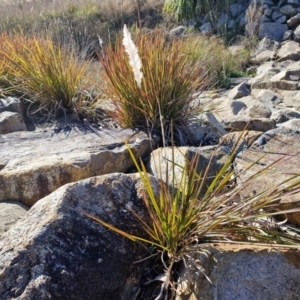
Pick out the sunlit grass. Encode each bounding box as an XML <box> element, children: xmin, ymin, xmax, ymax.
<box><xmin>1</xmin><ymin>34</ymin><xmax>93</xmax><ymax>118</ymax></box>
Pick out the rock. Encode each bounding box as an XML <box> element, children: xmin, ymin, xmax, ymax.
<box><xmin>220</xmin><ymin>130</ymin><xmax>263</xmax><ymax>151</ymax></box>
<box><xmin>277</xmin><ymin>41</ymin><xmax>300</xmax><ymax>61</ymax></box>
<box><xmin>217</xmin><ymin>13</ymin><xmax>228</xmax><ymax>28</ymax></box>
<box><xmin>256</xmin><ymin>89</ymin><xmax>283</xmax><ymax>106</ymax></box>
<box><xmin>275</xmin><ymin>15</ymin><xmax>287</xmax><ymax>23</ymax></box>
<box><xmin>249</xmin><ymin>67</ymin><xmax>280</xmax><ymax>88</ymax></box>
<box><xmin>0</xmin><ymin>111</ymin><xmax>27</xmax><ymax>134</ymax></box>
<box><xmin>0</xmin><ymin>127</ymin><xmax>157</xmax><ymax>206</ymax></box>
<box><xmin>279</xmin><ymin>90</ymin><xmax>300</xmax><ymax>108</ymax></box>
<box><xmin>280</xmin><ymin>4</ymin><xmax>297</xmax><ymax>16</ymax></box>
<box><xmin>169</xmin><ymin>26</ymin><xmax>185</xmax><ymax>36</ymax></box>
<box><xmin>282</xmin><ymin>30</ymin><xmax>294</xmax><ymax>41</ymax></box>
<box><xmin>259</xmin><ymin>22</ymin><xmax>288</xmax><ymax>42</ymax></box>
<box><xmin>228</xmin><ymin>82</ymin><xmax>251</xmax><ymax>99</ymax></box>
<box><xmin>236</xmin><ymin>125</ymin><xmax>300</xmax><ymax>226</ymax></box>
<box><xmin>222</xmin><ymin>116</ymin><xmax>276</xmax><ymax>132</ymax></box>
<box><xmin>230</xmin><ymin>3</ymin><xmax>246</xmax><ymax>17</ymax></box>
<box><xmin>176</xmin><ymin>244</ymin><xmax>300</xmax><ymax>300</ymax></box>
<box><xmin>287</xmin><ymin>12</ymin><xmax>300</xmax><ymax>27</ymax></box>
<box><xmin>199</xmin><ymin>22</ymin><xmax>213</xmax><ymax>34</ymax></box>
<box><xmin>0</xmin><ymin>201</ymin><xmax>28</xmax><ymax>236</ymax></box>
<box><xmin>271</xmin><ymin>108</ymin><xmax>300</xmax><ymax>123</ymax></box>
<box><xmin>264</xmin><ymin>7</ymin><xmax>273</xmax><ymax>17</ymax></box>
<box><xmin>254</xmin><ymin>37</ymin><xmax>280</xmax><ymax>55</ymax></box>
<box><xmin>229</xmin><ymin>100</ymin><xmax>247</xmax><ymax>115</ymax></box>
<box><xmin>270</xmin><ymin>69</ymin><xmax>300</xmax><ymax>82</ymax></box>
<box><xmin>251</xmin><ymin>49</ymin><xmax>277</xmax><ymax>63</ymax></box>
<box><xmin>261</xmin><ymin>15</ymin><xmax>272</xmax><ymax>22</ymax></box>
<box><xmin>293</xmin><ymin>23</ymin><xmax>300</xmax><ymax>42</ymax></box>
<box><xmin>0</xmin><ymin>173</ymin><xmax>153</xmax><ymax>300</ymax></box>
<box><xmin>245</xmin><ymin>104</ymin><xmax>272</xmax><ymax>118</ymax></box>
<box><xmin>148</xmin><ymin>146</ymin><xmax>230</xmax><ymax>192</ymax></box>
<box><xmin>193</xmin><ymin>112</ymin><xmax>228</xmax><ymax>137</ymax></box>
<box><xmin>227</xmin><ymin>19</ymin><xmax>235</xmax><ymax>30</ymax></box>
<box><xmin>272</xmin><ymin>10</ymin><xmax>283</xmax><ymax>21</ymax></box>
<box><xmin>0</xmin><ymin>97</ymin><xmax>23</xmax><ymax>116</ymax></box>
<box><xmin>253</xmin><ymin>78</ymin><xmax>300</xmax><ymax>90</ymax></box>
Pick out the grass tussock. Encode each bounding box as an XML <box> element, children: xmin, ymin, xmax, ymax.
<box><xmin>99</xmin><ymin>28</ymin><xmax>210</xmax><ymax>145</ymax></box>
<box><xmin>84</xmin><ymin>140</ymin><xmax>300</xmax><ymax>299</ymax></box>
<box><xmin>186</xmin><ymin>34</ymin><xmax>250</xmax><ymax>88</ymax></box>
<box><xmin>1</xmin><ymin>34</ymin><xmax>93</xmax><ymax>118</ymax></box>
<box><xmin>164</xmin><ymin>0</ymin><xmax>232</xmax><ymax>22</ymax></box>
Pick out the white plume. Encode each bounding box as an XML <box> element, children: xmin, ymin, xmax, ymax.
<box><xmin>122</xmin><ymin>24</ymin><xmax>143</xmax><ymax>88</ymax></box>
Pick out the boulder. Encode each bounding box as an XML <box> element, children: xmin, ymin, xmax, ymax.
<box><xmin>256</xmin><ymin>89</ymin><xmax>283</xmax><ymax>106</ymax></box>
<box><xmin>169</xmin><ymin>26</ymin><xmax>186</xmax><ymax>37</ymax></box>
<box><xmin>251</xmin><ymin>49</ymin><xmax>277</xmax><ymax>63</ymax></box>
<box><xmin>0</xmin><ymin>201</ymin><xmax>28</xmax><ymax>236</ymax></box>
<box><xmin>0</xmin><ymin>173</ymin><xmax>153</xmax><ymax>300</ymax></box>
<box><xmin>0</xmin><ymin>111</ymin><xmax>27</xmax><ymax>134</ymax></box>
<box><xmin>255</xmin><ymin>37</ymin><xmax>279</xmax><ymax>54</ymax></box>
<box><xmin>229</xmin><ymin>3</ymin><xmax>246</xmax><ymax>17</ymax></box>
<box><xmin>236</xmin><ymin>124</ymin><xmax>300</xmax><ymax>226</ymax></box>
<box><xmin>280</xmin><ymin>4</ymin><xmax>297</xmax><ymax>16</ymax></box>
<box><xmin>229</xmin><ymin>100</ymin><xmax>247</xmax><ymax>115</ymax></box>
<box><xmin>222</xmin><ymin>117</ymin><xmax>276</xmax><ymax>132</ymax></box>
<box><xmin>271</xmin><ymin>108</ymin><xmax>300</xmax><ymax>123</ymax></box>
<box><xmin>220</xmin><ymin>130</ymin><xmax>263</xmax><ymax>151</ymax></box>
<box><xmin>0</xmin><ymin>126</ymin><xmax>157</xmax><ymax>206</ymax></box>
<box><xmin>249</xmin><ymin>67</ymin><xmax>280</xmax><ymax>88</ymax></box>
<box><xmin>282</xmin><ymin>30</ymin><xmax>293</xmax><ymax>41</ymax></box>
<box><xmin>228</xmin><ymin>82</ymin><xmax>251</xmax><ymax>99</ymax></box>
<box><xmin>293</xmin><ymin>23</ymin><xmax>300</xmax><ymax>42</ymax></box>
<box><xmin>258</xmin><ymin>22</ymin><xmax>288</xmax><ymax>42</ymax></box>
<box><xmin>244</xmin><ymin>103</ymin><xmax>272</xmax><ymax>118</ymax></box>
<box><xmin>200</xmin><ymin>22</ymin><xmax>213</xmax><ymax>34</ymax></box>
<box><xmin>277</xmin><ymin>41</ymin><xmax>300</xmax><ymax>62</ymax></box>
<box><xmin>253</xmin><ymin>79</ymin><xmax>299</xmax><ymax>90</ymax></box>
<box><xmin>287</xmin><ymin>13</ymin><xmax>300</xmax><ymax>27</ymax></box>
<box><xmin>148</xmin><ymin>146</ymin><xmax>230</xmax><ymax>192</ymax></box>
<box><xmin>176</xmin><ymin>244</ymin><xmax>300</xmax><ymax>300</ymax></box>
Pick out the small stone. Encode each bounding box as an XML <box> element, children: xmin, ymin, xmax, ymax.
<box><xmin>228</xmin><ymin>82</ymin><xmax>251</xmax><ymax>100</ymax></box>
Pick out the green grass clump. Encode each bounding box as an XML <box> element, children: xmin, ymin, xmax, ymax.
<box><xmin>185</xmin><ymin>35</ymin><xmax>250</xmax><ymax>88</ymax></box>
<box><xmin>1</xmin><ymin>34</ymin><xmax>93</xmax><ymax>118</ymax></box>
<box><xmin>164</xmin><ymin>0</ymin><xmax>232</xmax><ymax>21</ymax></box>
<box><xmin>84</xmin><ymin>140</ymin><xmax>300</xmax><ymax>299</ymax></box>
<box><xmin>99</xmin><ymin>28</ymin><xmax>209</xmax><ymax>145</ymax></box>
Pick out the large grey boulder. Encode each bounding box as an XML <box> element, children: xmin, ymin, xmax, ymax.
<box><xmin>176</xmin><ymin>244</ymin><xmax>300</xmax><ymax>300</ymax></box>
<box><xmin>0</xmin><ymin>111</ymin><xmax>27</xmax><ymax>134</ymax></box>
<box><xmin>0</xmin><ymin>173</ymin><xmax>153</xmax><ymax>300</ymax></box>
<box><xmin>259</xmin><ymin>22</ymin><xmax>288</xmax><ymax>42</ymax></box>
<box><xmin>0</xmin><ymin>126</ymin><xmax>157</xmax><ymax>206</ymax></box>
